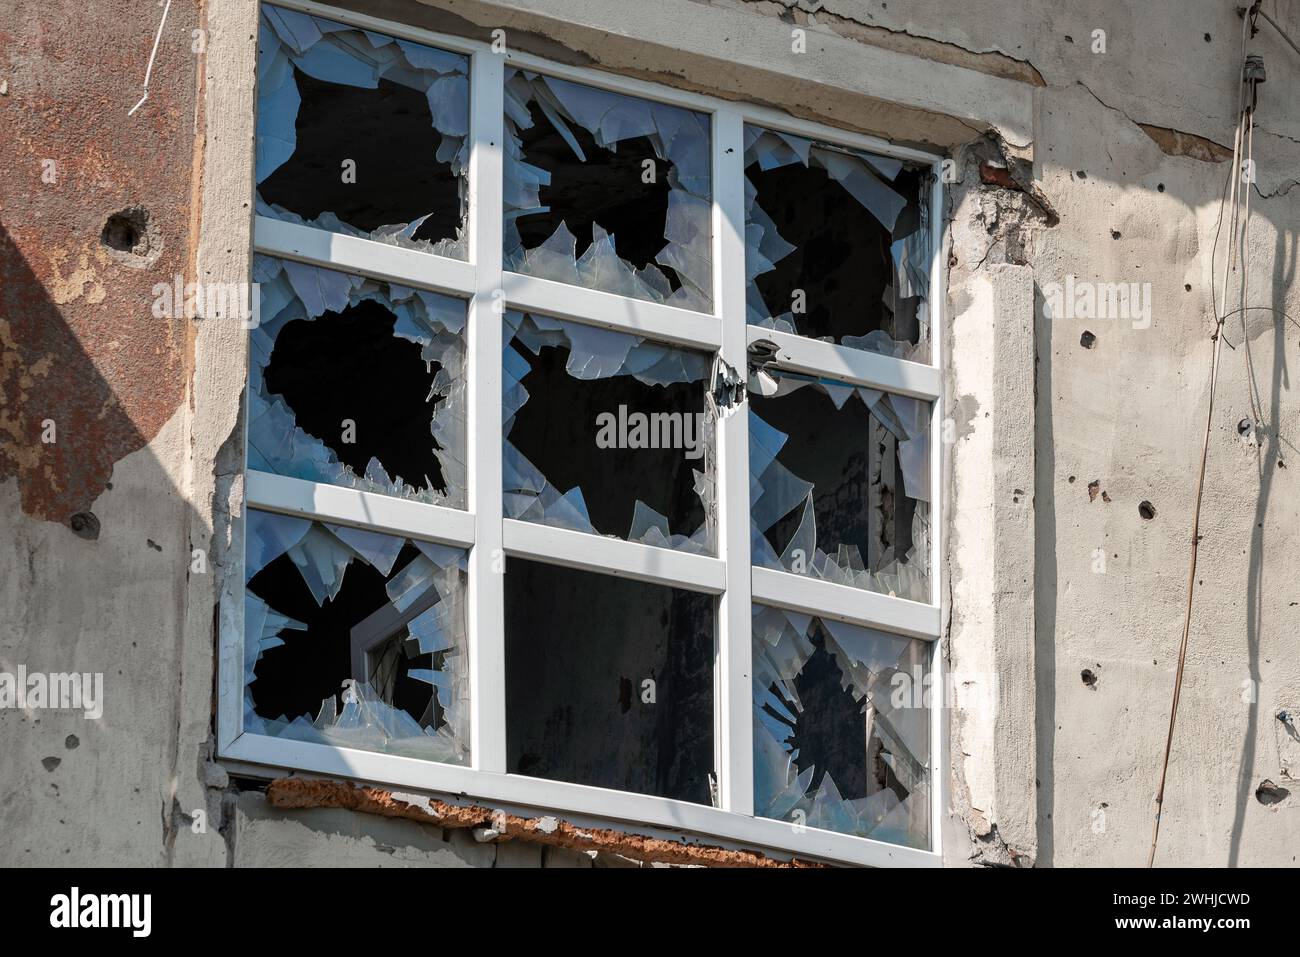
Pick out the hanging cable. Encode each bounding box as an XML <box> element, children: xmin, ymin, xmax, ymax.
<box><xmin>1147</xmin><ymin>8</ymin><xmax>1263</xmax><ymax>867</ymax></box>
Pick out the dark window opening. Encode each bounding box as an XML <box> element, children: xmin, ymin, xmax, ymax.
<box><xmin>747</xmin><ymin>161</ymin><xmax>925</xmax><ymax>345</ymax></box>
<box><xmin>263</xmin><ymin>298</ymin><xmax>447</xmax><ymax>493</ymax></box>
<box><xmin>249</xmin><ymin>541</ymin><xmax>434</xmax><ymax>727</ymax></box>
<box><xmin>514</xmin><ymin>98</ymin><xmax>679</xmax><ymax>288</ymax></box>
<box><xmin>259</xmin><ymin>68</ymin><xmax>462</xmax><ymax>243</ymax></box>
<box><xmin>504</xmin><ymin>560</ymin><xmax>714</xmax><ymax>805</ymax></box>
<box><xmin>506</xmin><ymin>335</ymin><xmax>706</xmax><ymax>539</ymax></box>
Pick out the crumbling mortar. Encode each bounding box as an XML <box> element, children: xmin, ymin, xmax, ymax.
<box><xmin>265</xmin><ymin>777</ymin><xmax>828</xmax><ymax>867</ymax></box>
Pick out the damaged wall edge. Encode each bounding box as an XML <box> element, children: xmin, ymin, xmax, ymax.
<box><xmin>263</xmin><ymin>776</ymin><xmax>827</xmax><ymax>866</ymax></box>
<box><xmin>280</xmin><ymin>0</ymin><xmax>1034</xmax><ymax>153</ymax></box>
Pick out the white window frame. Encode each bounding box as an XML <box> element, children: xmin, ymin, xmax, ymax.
<box><xmin>219</xmin><ymin>0</ymin><xmax>946</xmax><ymax>868</ymax></box>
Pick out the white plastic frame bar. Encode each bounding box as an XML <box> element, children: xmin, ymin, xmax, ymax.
<box><xmin>238</xmin><ymin>0</ymin><xmax>948</xmax><ymax>865</ymax></box>
<box><xmin>247</xmin><ymin>472</ymin><xmax>476</xmax><ymax>547</ymax></box>
<box><xmin>221</xmin><ymin>731</ymin><xmax>938</xmax><ymax>867</ymax></box>
<box><xmin>502</xmin><ymin>520</ymin><xmax>726</xmax><ymax>594</ymax></box>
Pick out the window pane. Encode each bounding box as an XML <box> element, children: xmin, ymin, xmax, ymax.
<box><xmin>753</xmin><ymin>605</ymin><xmax>930</xmax><ymax>849</ymax></box>
<box><xmin>749</xmin><ymin>368</ymin><xmax>930</xmax><ymax>602</ymax></box>
<box><xmin>249</xmin><ymin>255</ymin><xmax>467</xmax><ymax>507</ymax></box>
<box><xmin>256</xmin><ymin>4</ymin><xmax>469</xmax><ymax>258</ymax></box>
<box><xmin>505</xmin><ymin>560</ymin><xmax>715</xmax><ymax>804</ymax></box>
<box><xmin>244</xmin><ymin>509</ymin><xmax>470</xmax><ymax>764</ymax></box>
<box><xmin>745</xmin><ymin>125</ymin><xmax>930</xmax><ymax>360</ymax></box>
<box><xmin>503</xmin><ymin>311</ymin><xmax>716</xmax><ymax>554</ymax></box>
<box><xmin>503</xmin><ymin>71</ymin><xmax>712</xmax><ymax>310</ymax></box>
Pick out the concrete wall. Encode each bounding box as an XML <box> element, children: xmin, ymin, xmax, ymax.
<box><xmin>1</xmin><ymin>0</ymin><xmax>1297</xmax><ymax>867</ymax></box>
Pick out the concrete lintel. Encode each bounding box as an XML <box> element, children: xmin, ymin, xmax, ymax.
<box><xmin>333</xmin><ymin>0</ymin><xmax>1036</xmax><ymax>150</ymax></box>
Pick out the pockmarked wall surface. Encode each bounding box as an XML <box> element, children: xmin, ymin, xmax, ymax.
<box><xmin>1</xmin><ymin>0</ymin><xmax>1297</xmax><ymax>867</ymax></box>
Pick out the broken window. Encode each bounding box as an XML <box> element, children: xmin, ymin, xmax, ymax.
<box><xmin>234</xmin><ymin>14</ymin><xmax>946</xmax><ymax>864</ymax></box>
<box><xmin>753</xmin><ymin>605</ymin><xmax>930</xmax><ymax>848</ymax></box>
<box><xmin>244</xmin><ymin>508</ymin><xmax>470</xmax><ymax>764</ymax></box>
<box><xmin>749</xmin><ymin>367</ymin><xmax>931</xmax><ymax>602</ymax></box>
<box><xmin>505</xmin><ymin>560</ymin><xmax>715</xmax><ymax>804</ymax></box>
<box><xmin>503</xmin><ymin>311</ymin><xmax>716</xmax><ymax>554</ymax></box>
<box><xmin>249</xmin><ymin>254</ymin><xmax>467</xmax><ymax>507</ymax></box>
<box><xmin>504</xmin><ymin>71</ymin><xmax>713</xmax><ymax>311</ymax></box>
<box><xmin>745</xmin><ymin>125</ymin><xmax>931</xmax><ymax>360</ymax></box>
<box><xmin>256</xmin><ymin>5</ymin><xmax>469</xmax><ymax>258</ymax></box>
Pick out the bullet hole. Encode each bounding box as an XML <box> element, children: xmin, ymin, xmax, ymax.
<box><xmin>1076</xmin><ymin>170</ymin><xmax>1087</xmax><ymax>178</ymax></box>
<box><xmin>1065</xmin><ymin>35</ymin><xmax>1074</xmax><ymax>43</ymax></box>
<box><xmin>42</xmin><ymin>757</ymin><xmax>61</xmax><ymax>772</ymax></box>
<box><xmin>1256</xmin><ymin>779</ymin><xmax>1290</xmax><ymax>806</ymax></box>
<box><xmin>264</xmin><ymin>300</ymin><xmax>447</xmax><ymax>494</ymax></box>
<box><xmin>146</xmin><ymin>539</ymin><xmax>162</xmax><ymax>552</ymax></box>
<box><xmin>1087</xmin><ymin>479</ymin><xmax>1101</xmax><ymax>502</ymax></box>
<box><xmin>1238</xmin><ymin>418</ymin><xmax>1253</xmax><ymax>436</ymax></box>
<box><xmin>1101</xmin><ymin>491</ymin><xmax>1111</xmax><ymax>503</ymax></box>
<box><xmin>1110</xmin><ymin>229</ymin><xmax>1121</xmax><ymax>240</ymax></box>
<box><xmin>259</xmin><ymin>68</ymin><xmax>462</xmax><ymax>243</ymax></box>
<box><xmin>1204</xmin><ymin>32</ymin><xmax>1212</xmax><ymax>42</ymax></box>
<box><xmin>1139</xmin><ymin>501</ymin><xmax>1156</xmax><ymax>520</ymax></box>
<box><xmin>1184</xmin><ymin>283</ymin><xmax>1192</xmax><ymax>291</ymax></box>
<box><xmin>1068</xmin><ymin>475</ymin><xmax>1076</xmax><ymax>483</ymax></box>
<box><xmin>1080</xmin><ymin>330</ymin><xmax>1096</xmax><ymax>349</ymax></box>
<box><xmin>69</xmin><ymin>511</ymin><xmax>100</xmax><ymax>541</ymax></box>
<box><xmin>64</xmin><ymin>735</ymin><xmax>79</xmax><ymax>750</ymax></box>
<box><xmin>1157</xmin><ymin>183</ymin><xmax>1165</xmax><ymax>192</ymax></box>
<box><xmin>1012</xmin><ymin>488</ymin><xmax>1024</xmax><ymax>503</ymax></box>
<box><xmin>100</xmin><ymin>206</ymin><xmax>153</xmax><ymax>257</ymax></box>
<box><xmin>1081</xmin><ymin>669</ymin><xmax>1098</xmax><ymax>689</ymax></box>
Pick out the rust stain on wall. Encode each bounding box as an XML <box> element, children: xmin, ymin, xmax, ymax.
<box><xmin>0</xmin><ymin>0</ymin><xmax>200</xmax><ymax>523</ymax></box>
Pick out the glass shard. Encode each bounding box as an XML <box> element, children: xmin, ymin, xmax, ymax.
<box><xmin>503</xmin><ymin>311</ymin><xmax>716</xmax><ymax>554</ymax></box>
<box><xmin>244</xmin><ymin>509</ymin><xmax>470</xmax><ymax>764</ymax></box>
<box><xmin>256</xmin><ymin>4</ymin><xmax>469</xmax><ymax>258</ymax></box>
<box><xmin>504</xmin><ymin>71</ymin><xmax>713</xmax><ymax>311</ymax></box>
<box><xmin>744</xmin><ymin>125</ymin><xmax>931</xmax><ymax>359</ymax></box>
<box><xmin>753</xmin><ymin>605</ymin><xmax>930</xmax><ymax>849</ymax></box>
<box><xmin>749</xmin><ymin>368</ymin><xmax>931</xmax><ymax>602</ymax></box>
<box><xmin>250</xmin><ymin>255</ymin><xmax>467</xmax><ymax>508</ymax></box>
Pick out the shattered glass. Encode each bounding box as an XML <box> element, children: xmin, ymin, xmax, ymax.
<box><xmin>744</xmin><ymin>125</ymin><xmax>932</xmax><ymax>360</ymax></box>
<box><xmin>244</xmin><ymin>509</ymin><xmax>470</xmax><ymax>764</ymax></box>
<box><xmin>749</xmin><ymin>367</ymin><xmax>931</xmax><ymax>602</ymax></box>
<box><xmin>503</xmin><ymin>71</ymin><xmax>713</xmax><ymax>311</ymax></box>
<box><xmin>257</xmin><ymin>4</ymin><xmax>469</xmax><ymax>258</ymax></box>
<box><xmin>503</xmin><ymin>310</ymin><xmax>716</xmax><ymax>554</ymax></box>
<box><xmin>249</xmin><ymin>255</ymin><xmax>467</xmax><ymax>507</ymax></box>
<box><xmin>753</xmin><ymin>605</ymin><xmax>930</xmax><ymax>849</ymax></box>
<box><xmin>505</xmin><ymin>559</ymin><xmax>715</xmax><ymax>804</ymax></box>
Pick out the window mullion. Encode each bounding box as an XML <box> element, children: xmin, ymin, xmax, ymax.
<box><xmin>467</xmin><ymin>50</ymin><xmax>507</xmax><ymax>774</ymax></box>
<box><xmin>713</xmin><ymin>107</ymin><xmax>754</xmax><ymax>816</ymax></box>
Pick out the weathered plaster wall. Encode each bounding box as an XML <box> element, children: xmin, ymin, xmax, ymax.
<box><xmin>2</xmin><ymin>0</ymin><xmax>1297</xmax><ymax>867</ymax></box>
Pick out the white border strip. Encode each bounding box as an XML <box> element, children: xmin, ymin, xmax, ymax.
<box><xmin>751</xmin><ymin>566</ymin><xmax>941</xmax><ymax>639</ymax></box>
<box><xmin>747</xmin><ymin>326</ymin><xmax>942</xmax><ymax>399</ymax></box>
<box><xmin>502</xmin><ymin>272</ymin><xmax>722</xmax><ymax>350</ymax></box>
<box><xmin>247</xmin><ymin>471</ymin><xmax>477</xmax><ymax>546</ymax></box>
<box><xmin>253</xmin><ymin>216</ymin><xmax>478</xmax><ymax>297</ymax></box>
<box><xmin>223</xmin><ymin>731</ymin><xmax>940</xmax><ymax>867</ymax></box>
<box><xmin>502</xmin><ymin>519</ymin><xmax>727</xmax><ymax>594</ymax></box>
